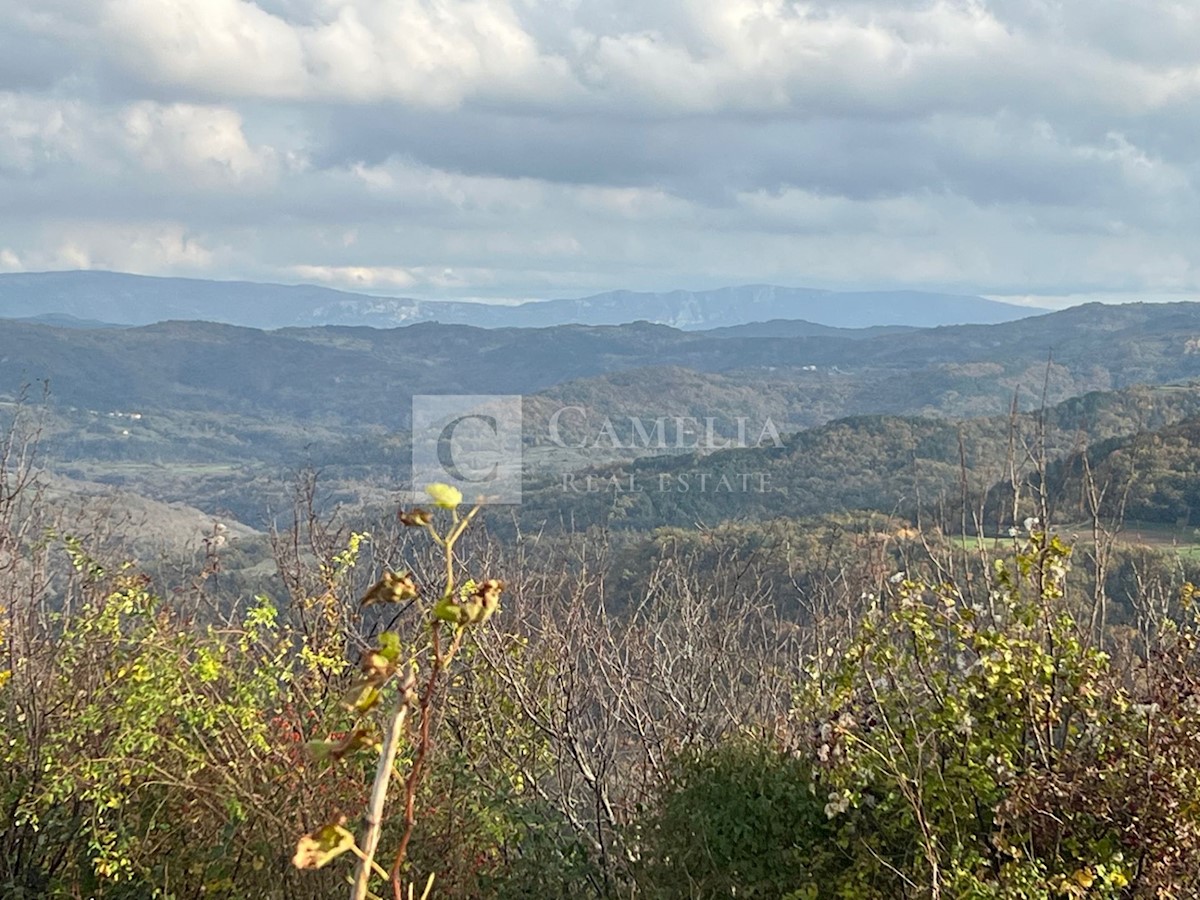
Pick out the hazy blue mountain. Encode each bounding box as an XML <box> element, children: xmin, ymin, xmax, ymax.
<box><xmin>0</xmin><ymin>271</ymin><xmax>1032</xmax><ymax>330</ymax></box>
<box><xmin>513</xmin><ymin>286</ymin><xmax>1029</xmax><ymax>329</ymax></box>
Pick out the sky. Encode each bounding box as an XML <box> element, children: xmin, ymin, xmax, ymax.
<box><xmin>1</xmin><ymin>0</ymin><xmax>1199</xmax><ymax>308</ymax></box>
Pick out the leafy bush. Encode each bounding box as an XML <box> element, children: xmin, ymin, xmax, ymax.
<box><xmin>638</xmin><ymin>532</ymin><xmax>1200</xmax><ymax>898</ymax></box>
<box><xmin>637</xmin><ymin>736</ymin><xmax>836</xmax><ymax>899</ymax></box>
<box><xmin>0</xmin><ymin>543</ymin><xmax>345</xmax><ymax>898</ymax></box>
<box><xmin>7</xmin><ymin>457</ymin><xmax>1200</xmax><ymax>899</ymax></box>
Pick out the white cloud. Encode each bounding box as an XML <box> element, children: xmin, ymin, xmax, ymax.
<box><xmin>93</xmin><ymin>0</ymin><xmax>575</xmax><ymax>107</ymax></box>
<box><xmin>347</xmin><ymin>158</ymin><xmax>547</xmax><ymax>213</ymax></box>
<box><xmin>0</xmin><ymin>94</ymin><xmax>87</xmax><ymax>174</ymax></box>
<box><xmin>291</xmin><ymin>264</ymin><xmax>418</xmax><ymax>288</ymax></box>
<box><xmin>100</xmin><ymin>0</ymin><xmax>308</xmax><ymax>97</ymax></box>
<box><xmin>10</xmin><ymin>223</ymin><xmax>219</xmax><ymax>274</ymax></box>
<box><xmin>120</xmin><ymin>102</ymin><xmax>287</xmax><ymax>186</ymax></box>
<box><xmin>0</xmin><ymin>248</ymin><xmax>22</xmax><ymax>272</ymax></box>
<box><xmin>569</xmin><ymin>184</ymin><xmax>689</xmax><ymax>220</ymax></box>
<box><xmin>2</xmin><ymin>0</ymin><xmax>1200</xmax><ymax>302</ymax></box>
<box><xmin>10</xmin><ymin>0</ymin><xmax>1200</xmax><ymax>118</ymax></box>
<box><xmin>0</xmin><ymin>92</ymin><xmax>292</xmax><ymax>190</ymax></box>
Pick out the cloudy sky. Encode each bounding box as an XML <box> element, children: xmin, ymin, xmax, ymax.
<box><xmin>1</xmin><ymin>0</ymin><xmax>1199</xmax><ymax>306</ymax></box>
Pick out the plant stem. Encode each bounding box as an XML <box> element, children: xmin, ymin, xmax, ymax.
<box><xmin>351</xmin><ymin>695</ymin><xmax>410</xmax><ymax>900</ymax></box>
<box><xmin>390</xmin><ymin>626</ymin><xmax>465</xmax><ymax>898</ymax></box>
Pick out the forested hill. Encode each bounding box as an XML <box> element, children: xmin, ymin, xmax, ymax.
<box><xmin>1042</xmin><ymin>414</ymin><xmax>1200</xmax><ymax>527</ymax></box>
<box><xmin>6</xmin><ymin>301</ymin><xmax>1200</xmax><ymax>534</ymax></box>
<box><xmin>1</xmin><ymin>301</ymin><xmax>1200</xmax><ymax>428</ymax></box>
<box><xmin>515</xmin><ymin>384</ymin><xmax>1200</xmax><ymax>533</ymax></box>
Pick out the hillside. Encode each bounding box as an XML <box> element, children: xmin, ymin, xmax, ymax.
<box><xmin>41</xmin><ymin>472</ymin><xmax>261</xmax><ymax>553</ymax></box>
<box><xmin>701</xmin><ymin>319</ymin><xmax>917</xmax><ymax>339</ymax></box>
<box><xmin>3</xmin><ymin>302</ymin><xmax>1200</xmax><ymax>429</ymax></box>
<box><xmin>514</xmin><ymin>384</ymin><xmax>1200</xmax><ymax>533</ymax></box>
<box><xmin>0</xmin><ymin>301</ymin><xmax>1196</xmax><ymax>531</ymax></box>
<box><xmin>1039</xmin><ymin>414</ymin><xmax>1200</xmax><ymax>528</ymax></box>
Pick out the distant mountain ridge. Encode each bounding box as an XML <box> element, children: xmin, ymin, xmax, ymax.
<box><xmin>0</xmin><ymin>271</ymin><xmax>1034</xmax><ymax>330</ymax></box>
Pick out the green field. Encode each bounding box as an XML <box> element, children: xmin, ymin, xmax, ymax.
<box><xmin>952</xmin><ymin>521</ymin><xmax>1200</xmax><ymax>559</ymax></box>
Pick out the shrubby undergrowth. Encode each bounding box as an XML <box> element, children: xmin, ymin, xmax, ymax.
<box><xmin>3</xmin><ymin>435</ymin><xmax>1200</xmax><ymax>897</ymax></box>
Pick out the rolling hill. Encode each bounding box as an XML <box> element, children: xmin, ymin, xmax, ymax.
<box><xmin>2</xmin><ymin>300</ymin><xmax>1198</xmax><ymax>529</ymax></box>
<box><xmin>1</xmin><ymin>301</ymin><xmax>1193</xmax><ymax>429</ymax></box>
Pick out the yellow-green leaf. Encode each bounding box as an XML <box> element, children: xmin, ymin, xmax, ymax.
<box><xmin>425</xmin><ymin>483</ymin><xmax>463</xmax><ymax>510</ymax></box>
<box><xmin>293</xmin><ymin>822</ymin><xmax>355</xmax><ymax>869</ymax></box>
<box><xmin>341</xmin><ymin>681</ymin><xmax>382</xmax><ymax>713</ymax></box>
<box><xmin>433</xmin><ymin>596</ymin><xmax>468</xmax><ymax>625</ymax></box>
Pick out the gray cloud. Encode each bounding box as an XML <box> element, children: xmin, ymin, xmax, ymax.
<box><xmin>1</xmin><ymin>0</ymin><xmax>1200</xmax><ymax>306</ymax></box>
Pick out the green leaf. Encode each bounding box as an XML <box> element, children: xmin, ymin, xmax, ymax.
<box><xmin>341</xmin><ymin>681</ymin><xmax>382</xmax><ymax>713</ymax></box>
<box><xmin>433</xmin><ymin>596</ymin><xmax>468</xmax><ymax>625</ymax></box>
<box><xmin>377</xmin><ymin>631</ymin><xmax>402</xmax><ymax>662</ymax></box>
